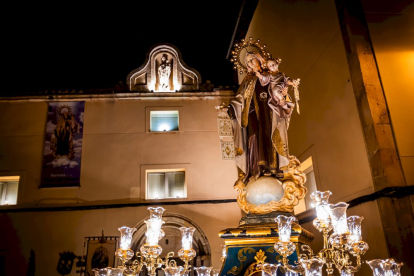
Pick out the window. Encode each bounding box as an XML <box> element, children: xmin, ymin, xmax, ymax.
<box><xmin>294</xmin><ymin>157</ymin><xmax>317</xmax><ymax>214</ymax></box>
<box><xmin>150</xmin><ymin>111</ymin><xmax>179</xmax><ymax>132</ymax></box>
<box><xmin>146</xmin><ymin>169</ymin><xmax>186</xmax><ymax>199</ymax></box>
<box><xmin>0</xmin><ymin>176</ymin><xmax>20</xmax><ymax>205</ymax></box>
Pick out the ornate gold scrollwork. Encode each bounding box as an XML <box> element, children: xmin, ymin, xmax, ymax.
<box><xmin>244</xmin><ymin>250</ymin><xmax>268</xmax><ymax>276</ymax></box>
<box><xmin>227</xmin><ymin>248</ymin><xmax>257</xmax><ymax>275</ymax></box>
<box><xmin>234</xmin><ymin>156</ymin><xmax>307</xmax><ymax>214</ymax></box>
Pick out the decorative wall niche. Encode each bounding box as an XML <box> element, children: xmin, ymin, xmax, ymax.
<box><xmin>127</xmin><ymin>44</ymin><xmax>201</xmax><ymax>92</ymax></box>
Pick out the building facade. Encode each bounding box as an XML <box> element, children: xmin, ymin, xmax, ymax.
<box><xmin>1</xmin><ymin>0</ymin><xmax>413</xmax><ymax>275</ymax></box>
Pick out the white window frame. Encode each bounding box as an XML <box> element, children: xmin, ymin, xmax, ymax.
<box><xmin>0</xmin><ymin>175</ymin><xmax>20</xmax><ymax>205</ymax></box>
<box><xmin>145</xmin><ymin>106</ymin><xmax>183</xmax><ymax>133</ymax></box>
<box><xmin>139</xmin><ymin>164</ymin><xmax>191</xmax><ymax>201</ymax></box>
<box><xmin>294</xmin><ymin>145</ymin><xmax>321</xmax><ymax>215</ymax></box>
<box><xmin>146</xmin><ymin>169</ymin><xmax>186</xmax><ymax>200</ymax></box>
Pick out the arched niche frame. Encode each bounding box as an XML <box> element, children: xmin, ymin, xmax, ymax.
<box><xmin>127</xmin><ymin>43</ymin><xmax>201</xmax><ymax>92</ymax></box>
<box><xmin>130</xmin><ymin>212</ymin><xmax>211</xmax><ymax>266</ymax></box>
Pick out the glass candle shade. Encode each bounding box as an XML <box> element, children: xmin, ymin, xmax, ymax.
<box><xmin>212</xmin><ymin>268</ymin><xmax>220</xmax><ymax>276</ymax></box>
<box><xmin>261</xmin><ymin>263</ymin><xmax>280</xmax><ymax>276</ymax></box>
<box><xmin>194</xmin><ymin>266</ymin><xmax>213</xmax><ymax>276</ymax></box>
<box><xmin>276</xmin><ymin>215</ymin><xmax>297</xmax><ymax>242</ymax></box>
<box><xmin>180</xmin><ymin>227</ymin><xmax>195</xmax><ymax>250</ymax></box>
<box><xmin>279</xmin><ymin>267</ymin><xmax>299</xmax><ymax>276</ymax></box>
<box><xmin>310</xmin><ymin>191</ymin><xmax>332</xmax><ymax>219</ymax></box>
<box><xmin>340</xmin><ymin>270</ymin><xmax>354</xmax><ymax>276</ymax></box>
<box><xmin>301</xmin><ymin>258</ymin><xmax>324</xmax><ymax>276</ymax></box>
<box><xmin>164</xmin><ymin>266</ymin><xmax>184</xmax><ymax>276</ymax></box>
<box><xmin>144</xmin><ymin>218</ymin><xmax>165</xmax><ymax>246</ymax></box>
<box><xmin>390</xmin><ymin>261</ymin><xmax>403</xmax><ymax>276</ymax></box>
<box><xmin>118</xmin><ymin>226</ymin><xmax>137</xmax><ymax>250</ymax></box>
<box><xmin>367</xmin><ymin>259</ymin><xmax>403</xmax><ymax>276</ymax></box>
<box><xmin>148</xmin><ymin>206</ymin><xmax>165</xmax><ymax>220</ymax></box>
<box><xmin>315</xmin><ymin>204</ymin><xmax>330</xmax><ymax>222</ymax></box>
<box><xmin>310</xmin><ymin>191</ymin><xmax>332</xmax><ymax>206</ymax></box>
<box><xmin>93</xmin><ymin>267</ymin><xmax>124</xmax><ymax>276</ymax></box>
<box><xmin>327</xmin><ymin>202</ymin><xmax>349</xmax><ymax>234</ymax></box>
<box><xmin>347</xmin><ymin>216</ymin><xmax>363</xmax><ymax>242</ymax></box>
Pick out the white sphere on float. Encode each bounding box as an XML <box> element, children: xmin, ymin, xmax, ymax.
<box><xmin>245</xmin><ymin>176</ymin><xmax>284</xmax><ymax>205</ymax></box>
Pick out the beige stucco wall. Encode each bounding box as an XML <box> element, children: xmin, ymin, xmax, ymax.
<box><xmin>243</xmin><ymin>0</ymin><xmax>390</xmax><ymax>267</ymax></box>
<box><xmin>0</xmin><ymin>97</ymin><xmax>240</xmax><ymax>204</ymax></box>
<box><xmin>0</xmin><ymin>95</ymin><xmax>245</xmax><ymax>275</ymax></box>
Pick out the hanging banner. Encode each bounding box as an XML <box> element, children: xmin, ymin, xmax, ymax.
<box><xmin>40</xmin><ymin>101</ymin><xmax>85</xmax><ymax>187</ymax></box>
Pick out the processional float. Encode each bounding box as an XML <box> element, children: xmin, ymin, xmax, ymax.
<box><xmin>93</xmin><ymin>39</ymin><xmax>403</xmax><ymax>276</ymax></box>
<box><xmin>216</xmin><ymin>38</ymin><xmax>403</xmax><ymax>276</ymax></box>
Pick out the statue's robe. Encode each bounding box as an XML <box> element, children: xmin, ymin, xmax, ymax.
<box><xmin>229</xmin><ymin>74</ymin><xmax>293</xmax><ymax>182</ymax></box>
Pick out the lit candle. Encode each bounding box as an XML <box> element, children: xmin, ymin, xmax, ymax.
<box><xmin>276</xmin><ymin>215</ymin><xmax>297</xmax><ymax>242</ymax></box>
<box><xmin>310</xmin><ymin>191</ymin><xmax>332</xmax><ymax>223</ymax></box>
<box><xmin>347</xmin><ymin>216</ymin><xmax>363</xmax><ymax>242</ymax></box>
<box><xmin>180</xmin><ymin>227</ymin><xmax>195</xmax><ymax>250</ymax></box>
<box><xmin>327</xmin><ymin>202</ymin><xmax>349</xmax><ymax>234</ymax></box>
<box><xmin>145</xmin><ymin>218</ymin><xmax>164</xmax><ymax>246</ymax></box>
<box><xmin>118</xmin><ymin>226</ymin><xmax>137</xmax><ymax>250</ymax></box>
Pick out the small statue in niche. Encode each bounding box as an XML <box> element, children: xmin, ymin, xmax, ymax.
<box><xmin>158</xmin><ymin>54</ymin><xmax>171</xmax><ymax>91</ymax></box>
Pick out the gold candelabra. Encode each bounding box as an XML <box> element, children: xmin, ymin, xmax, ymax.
<box><xmin>270</xmin><ymin>191</ymin><xmax>403</xmax><ymax>276</ymax></box>
<box><xmin>94</xmin><ymin>207</ymin><xmax>196</xmax><ymax>276</ymax></box>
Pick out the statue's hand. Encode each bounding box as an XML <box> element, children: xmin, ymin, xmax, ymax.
<box><xmin>215</xmin><ymin>102</ymin><xmax>227</xmax><ymax>110</ymax></box>
<box><xmin>216</xmin><ymin>103</ymin><xmax>233</xmax><ymax>119</ymax></box>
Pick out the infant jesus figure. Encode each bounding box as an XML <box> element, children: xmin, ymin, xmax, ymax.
<box><xmin>254</xmin><ymin>58</ymin><xmax>300</xmax><ymax>172</ymax></box>
<box><xmin>255</xmin><ymin>58</ymin><xmax>299</xmax><ymax>122</ymax></box>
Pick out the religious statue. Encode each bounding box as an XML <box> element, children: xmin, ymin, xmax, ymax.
<box><xmin>50</xmin><ymin>105</ymin><xmax>79</xmax><ymax>160</ymax></box>
<box><xmin>158</xmin><ymin>54</ymin><xmax>171</xmax><ymax>91</ymax></box>
<box><xmin>216</xmin><ymin>38</ymin><xmax>306</xmax><ymax>214</ymax></box>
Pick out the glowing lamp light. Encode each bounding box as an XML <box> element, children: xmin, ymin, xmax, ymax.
<box><xmin>173</xmin><ymin>81</ymin><xmax>181</xmax><ymax>92</ymax></box>
<box><xmin>194</xmin><ymin>266</ymin><xmax>213</xmax><ymax>276</ymax></box>
<box><xmin>149</xmin><ymin>80</ymin><xmax>156</xmax><ymax>92</ymax></box>
<box><xmin>118</xmin><ymin>226</ymin><xmax>137</xmax><ymax>250</ymax></box>
<box><xmin>145</xmin><ymin>218</ymin><xmax>164</xmax><ymax>246</ymax></box>
<box><xmin>301</xmin><ymin>258</ymin><xmax>325</xmax><ymax>276</ymax></box>
<box><xmin>112</xmin><ymin>206</ymin><xmax>199</xmax><ymax>276</ymax></box>
<box><xmin>180</xmin><ymin>227</ymin><xmax>195</xmax><ymax>250</ymax></box>
<box><xmin>367</xmin><ymin>259</ymin><xmax>403</xmax><ymax>276</ymax></box>
<box><xmin>158</xmin><ymin>124</ymin><xmax>171</xmax><ymax>132</ymax></box>
<box><xmin>310</xmin><ymin>191</ymin><xmax>332</xmax><ymax>222</ymax></box>
<box><xmin>276</xmin><ymin>215</ymin><xmax>297</xmax><ymax>242</ymax></box>
<box><xmin>348</xmin><ymin>216</ymin><xmax>364</xmax><ymax>242</ymax></box>
<box><xmin>144</xmin><ymin>207</ymin><xmax>165</xmax><ymax>246</ymax></box>
<box><xmin>327</xmin><ymin>202</ymin><xmax>349</xmax><ymax>234</ymax></box>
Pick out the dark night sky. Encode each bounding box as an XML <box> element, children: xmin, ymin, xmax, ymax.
<box><xmin>4</xmin><ymin>1</ymin><xmax>244</xmax><ymax>94</ymax></box>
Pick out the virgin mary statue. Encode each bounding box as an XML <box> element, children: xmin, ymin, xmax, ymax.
<box><xmin>223</xmin><ymin>46</ymin><xmax>299</xmax><ymax>183</ymax></box>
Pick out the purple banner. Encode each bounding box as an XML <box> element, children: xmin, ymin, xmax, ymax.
<box><xmin>40</xmin><ymin>101</ymin><xmax>85</xmax><ymax>187</ymax></box>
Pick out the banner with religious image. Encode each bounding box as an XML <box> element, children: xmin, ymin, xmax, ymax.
<box><xmin>40</xmin><ymin>101</ymin><xmax>85</xmax><ymax>187</ymax></box>
<box><xmin>84</xmin><ymin>234</ymin><xmax>118</xmax><ymax>276</ymax></box>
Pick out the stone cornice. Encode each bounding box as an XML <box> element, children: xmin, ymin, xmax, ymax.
<box><xmin>0</xmin><ymin>90</ymin><xmax>235</xmax><ymax>102</ymax></box>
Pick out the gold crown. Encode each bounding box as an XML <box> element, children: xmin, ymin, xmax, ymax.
<box><xmin>57</xmin><ymin>105</ymin><xmax>72</xmax><ymax>117</ymax></box>
<box><xmin>230</xmin><ymin>37</ymin><xmax>272</xmax><ymax>74</ymax></box>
